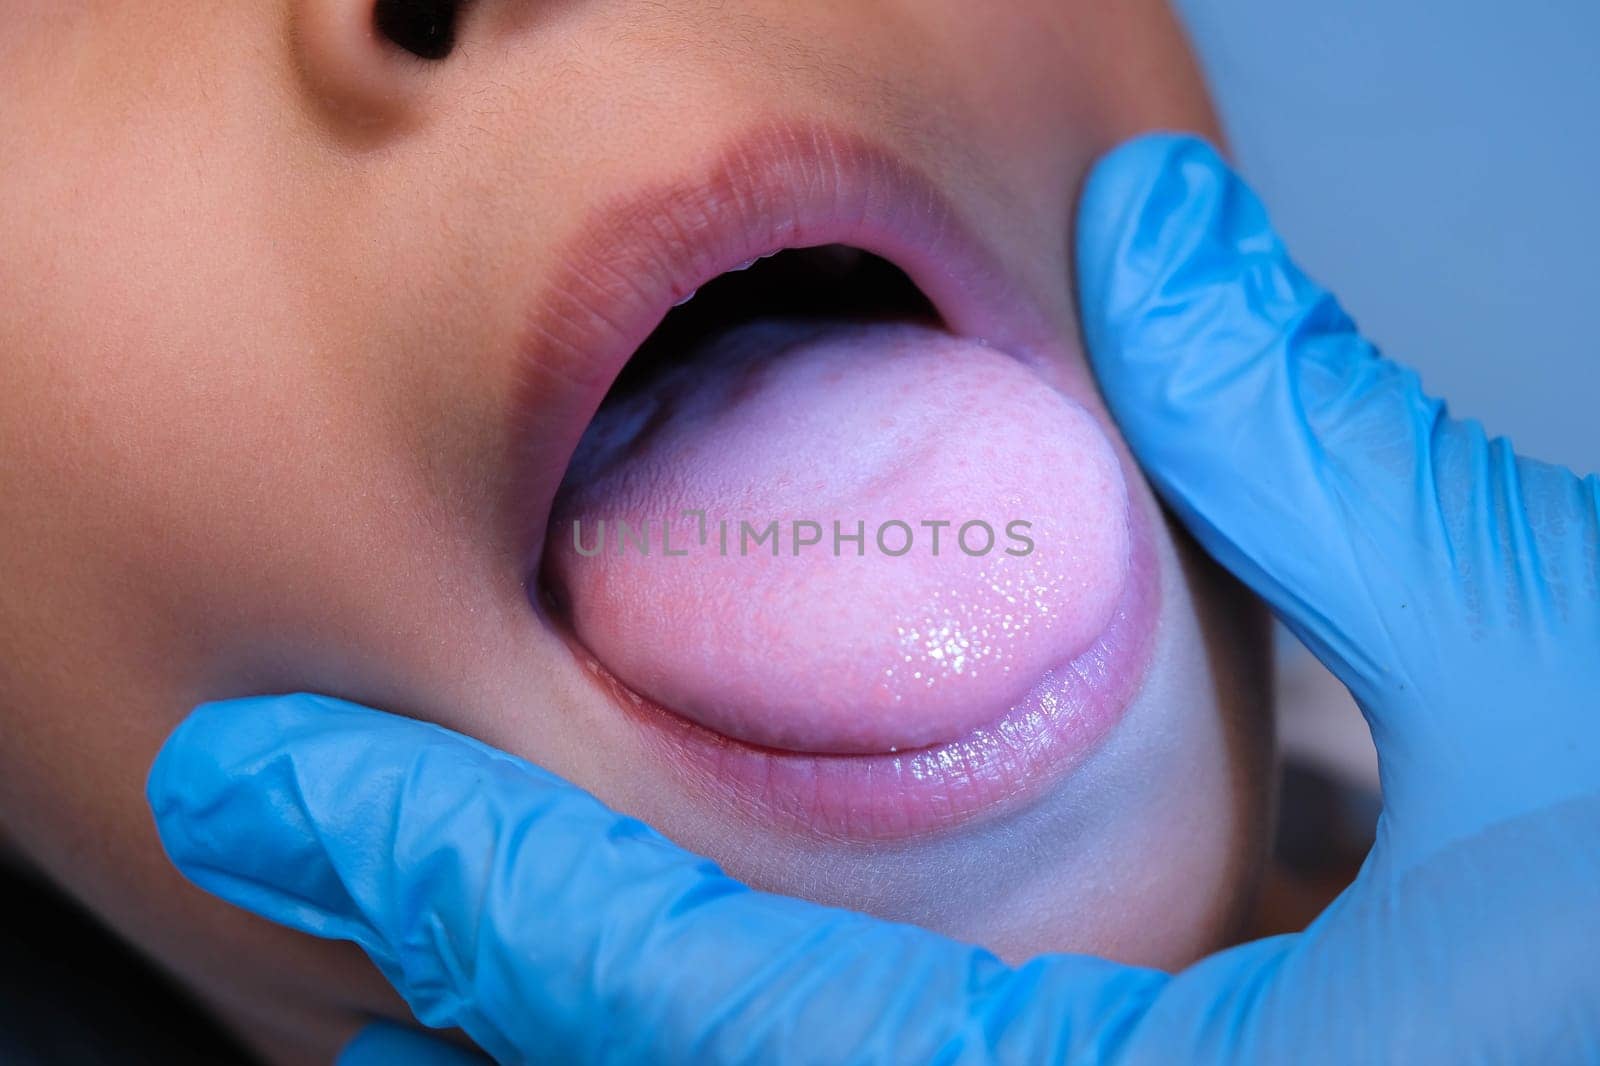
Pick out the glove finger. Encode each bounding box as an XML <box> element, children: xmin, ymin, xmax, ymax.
<box><xmin>148</xmin><ymin>692</ymin><xmax>573</xmax><ymax>1063</ymax></box>
<box><xmin>1077</xmin><ymin>133</ymin><xmax>1442</xmax><ymax>695</ymax></box>
<box><xmin>148</xmin><ymin>693</ymin><xmax>1177</xmax><ymax>1065</ymax></box>
<box><xmin>339</xmin><ymin>1022</ymin><xmax>492</xmax><ymax>1066</ymax></box>
<box><xmin>1080</xmin><ymin>135</ymin><xmax>1600</xmax><ymax>678</ymax></box>
<box><xmin>148</xmin><ymin>696</ymin><xmax>1600</xmax><ymax>1064</ymax></box>
<box><xmin>1076</xmin><ymin>136</ymin><xmax>1600</xmax><ymax>852</ymax></box>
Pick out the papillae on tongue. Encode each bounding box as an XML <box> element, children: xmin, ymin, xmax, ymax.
<box><xmin>547</xmin><ymin>321</ymin><xmax>1130</xmax><ymax>755</ymax></box>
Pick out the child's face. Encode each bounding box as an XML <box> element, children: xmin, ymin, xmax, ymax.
<box><xmin>0</xmin><ymin>3</ymin><xmax>1267</xmax><ymax>1059</ymax></box>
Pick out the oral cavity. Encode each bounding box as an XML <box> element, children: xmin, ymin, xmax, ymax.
<box><xmin>546</xmin><ymin>319</ymin><xmax>1130</xmax><ymax>755</ymax></box>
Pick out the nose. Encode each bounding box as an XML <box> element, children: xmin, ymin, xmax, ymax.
<box><xmin>290</xmin><ymin>0</ymin><xmax>448</xmax><ymax>127</ymax></box>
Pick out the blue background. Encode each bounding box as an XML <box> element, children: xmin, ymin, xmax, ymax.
<box><xmin>1175</xmin><ymin>0</ymin><xmax>1599</xmax><ymax>474</ymax></box>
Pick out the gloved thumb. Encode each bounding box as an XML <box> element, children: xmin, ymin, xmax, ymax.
<box><xmin>1075</xmin><ymin>134</ymin><xmax>1600</xmax><ymax>862</ymax></box>
<box><xmin>1076</xmin><ymin>133</ymin><xmax>1446</xmax><ymax>696</ymax></box>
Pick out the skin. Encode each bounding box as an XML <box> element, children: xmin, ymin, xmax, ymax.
<box><xmin>0</xmin><ymin>3</ymin><xmax>1269</xmax><ymax>1062</ymax></box>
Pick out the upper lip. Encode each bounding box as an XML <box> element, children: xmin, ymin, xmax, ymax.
<box><xmin>510</xmin><ymin>118</ymin><xmax>1054</xmax><ymax>560</ymax></box>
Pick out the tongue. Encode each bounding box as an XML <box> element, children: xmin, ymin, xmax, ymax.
<box><xmin>547</xmin><ymin>321</ymin><xmax>1130</xmax><ymax>754</ymax></box>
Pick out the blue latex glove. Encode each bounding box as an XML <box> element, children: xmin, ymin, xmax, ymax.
<box><xmin>147</xmin><ymin>135</ymin><xmax>1600</xmax><ymax>1065</ymax></box>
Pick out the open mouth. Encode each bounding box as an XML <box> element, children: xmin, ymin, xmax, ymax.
<box><xmin>528</xmin><ymin>123</ymin><xmax>1158</xmax><ymax>839</ymax></box>
<box><xmin>605</xmin><ymin>244</ymin><xmax>937</xmax><ymax>404</ymax></box>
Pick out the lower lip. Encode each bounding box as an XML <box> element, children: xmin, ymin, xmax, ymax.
<box><xmin>591</xmin><ymin>492</ymin><xmax>1160</xmax><ymax>840</ymax></box>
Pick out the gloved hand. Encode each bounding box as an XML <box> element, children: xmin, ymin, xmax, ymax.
<box><xmin>146</xmin><ymin>135</ymin><xmax>1600</xmax><ymax>1065</ymax></box>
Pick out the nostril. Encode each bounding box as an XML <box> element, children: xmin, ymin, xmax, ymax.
<box><xmin>374</xmin><ymin>0</ymin><xmax>464</xmax><ymax>60</ymax></box>
<box><xmin>291</xmin><ymin>0</ymin><xmax>462</xmax><ymax>125</ymax></box>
